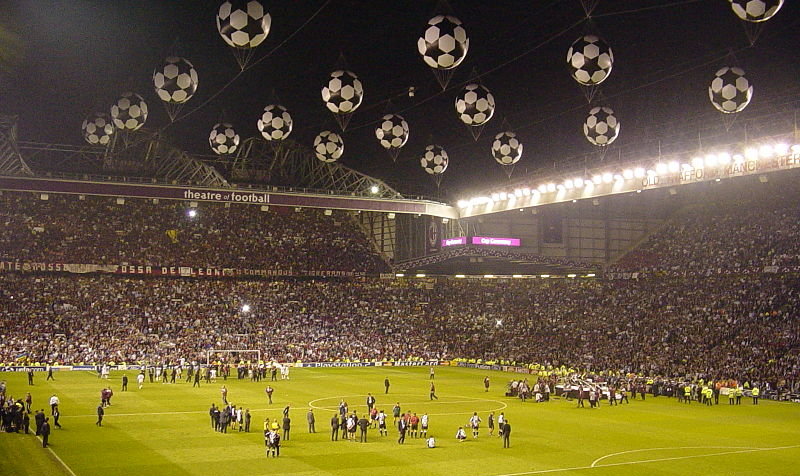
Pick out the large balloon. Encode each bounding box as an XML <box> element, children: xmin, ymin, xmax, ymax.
<box><xmin>375</xmin><ymin>114</ymin><xmax>409</xmax><ymax>150</ymax></box>
<box><xmin>491</xmin><ymin>132</ymin><xmax>523</xmax><ymax>166</ymax></box>
<box><xmin>455</xmin><ymin>83</ymin><xmax>495</xmax><ymax>126</ymax></box>
<box><xmin>321</xmin><ymin>70</ymin><xmax>364</xmax><ymax>114</ymax></box>
<box><xmin>729</xmin><ymin>0</ymin><xmax>783</xmax><ymax>22</ymax></box>
<box><xmin>709</xmin><ymin>66</ymin><xmax>753</xmax><ymax>114</ymax></box>
<box><xmin>81</xmin><ymin>113</ymin><xmax>114</xmax><ymax>146</ymax></box>
<box><xmin>209</xmin><ymin>123</ymin><xmax>240</xmax><ymax>155</ymax></box>
<box><xmin>420</xmin><ymin>145</ymin><xmax>449</xmax><ymax>175</ymax></box>
<box><xmin>314</xmin><ymin>131</ymin><xmax>344</xmax><ymax>163</ymax></box>
<box><xmin>257</xmin><ymin>104</ymin><xmax>292</xmax><ymax>141</ymax></box>
<box><xmin>567</xmin><ymin>35</ymin><xmax>614</xmax><ymax>86</ymax></box>
<box><xmin>584</xmin><ymin>107</ymin><xmax>619</xmax><ymax>146</ymax></box>
<box><xmin>418</xmin><ymin>15</ymin><xmax>469</xmax><ymax>70</ymax></box>
<box><xmin>153</xmin><ymin>57</ymin><xmax>198</xmax><ymax>104</ymax></box>
<box><xmin>216</xmin><ymin>0</ymin><xmax>271</xmax><ymax>48</ymax></box>
<box><xmin>110</xmin><ymin>92</ymin><xmax>148</xmax><ymax>131</ymax></box>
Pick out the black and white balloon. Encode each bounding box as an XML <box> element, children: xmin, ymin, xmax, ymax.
<box><xmin>455</xmin><ymin>83</ymin><xmax>495</xmax><ymax>126</ymax></box>
<box><xmin>567</xmin><ymin>35</ymin><xmax>614</xmax><ymax>86</ymax></box>
<box><xmin>420</xmin><ymin>145</ymin><xmax>449</xmax><ymax>175</ymax></box>
<box><xmin>709</xmin><ymin>66</ymin><xmax>753</xmax><ymax>114</ymax></box>
<box><xmin>417</xmin><ymin>15</ymin><xmax>469</xmax><ymax>70</ymax></box>
<box><xmin>153</xmin><ymin>57</ymin><xmax>198</xmax><ymax>104</ymax></box>
<box><xmin>216</xmin><ymin>0</ymin><xmax>271</xmax><ymax>48</ymax></box>
<box><xmin>257</xmin><ymin>104</ymin><xmax>292</xmax><ymax>141</ymax></box>
<box><xmin>81</xmin><ymin>113</ymin><xmax>114</xmax><ymax>146</ymax></box>
<box><xmin>110</xmin><ymin>92</ymin><xmax>148</xmax><ymax>131</ymax></box>
<box><xmin>729</xmin><ymin>0</ymin><xmax>783</xmax><ymax>22</ymax></box>
<box><xmin>321</xmin><ymin>70</ymin><xmax>364</xmax><ymax>114</ymax></box>
<box><xmin>313</xmin><ymin>130</ymin><xmax>344</xmax><ymax>163</ymax></box>
<box><xmin>375</xmin><ymin>114</ymin><xmax>409</xmax><ymax>150</ymax></box>
<box><xmin>491</xmin><ymin>132</ymin><xmax>523</xmax><ymax>166</ymax></box>
<box><xmin>583</xmin><ymin>107</ymin><xmax>619</xmax><ymax>146</ymax></box>
<box><xmin>209</xmin><ymin>123</ymin><xmax>240</xmax><ymax>155</ymax></box>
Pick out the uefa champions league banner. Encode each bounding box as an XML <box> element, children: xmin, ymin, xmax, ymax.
<box><xmin>301</xmin><ymin>362</ymin><xmax>378</xmax><ymax>368</ymax></box>
<box><xmin>456</xmin><ymin>362</ymin><xmax>503</xmax><ymax>371</ymax></box>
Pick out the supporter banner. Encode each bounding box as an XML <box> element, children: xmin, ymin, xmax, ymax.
<box><xmin>441</xmin><ymin>236</ymin><xmax>467</xmax><ymax>247</ymax></box>
<box><xmin>0</xmin><ymin>260</ymin><xmax>365</xmax><ymax>278</ymax></box>
<box><xmin>502</xmin><ymin>365</ymin><xmax>532</xmax><ymax>374</ymax></box>
<box><xmin>456</xmin><ymin>362</ymin><xmax>502</xmax><ymax>371</ymax></box>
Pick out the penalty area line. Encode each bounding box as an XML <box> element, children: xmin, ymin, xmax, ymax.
<box><xmin>492</xmin><ymin>444</ymin><xmax>800</xmax><ymax>476</ymax></box>
<box><xmin>30</xmin><ymin>434</ymin><xmax>79</xmax><ymax>476</ymax></box>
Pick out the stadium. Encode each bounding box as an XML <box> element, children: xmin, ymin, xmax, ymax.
<box><xmin>1</xmin><ymin>1</ymin><xmax>800</xmax><ymax>475</ymax></box>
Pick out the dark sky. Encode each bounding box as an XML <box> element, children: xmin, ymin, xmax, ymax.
<box><xmin>1</xmin><ymin>0</ymin><xmax>799</xmax><ymax>197</ymax></box>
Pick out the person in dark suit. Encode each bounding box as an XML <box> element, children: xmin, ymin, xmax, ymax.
<box><xmin>502</xmin><ymin>420</ymin><xmax>511</xmax><ymax>448</ymax></box>
<box><xmin>306</xmin><ymin>409</ymin><xmax>315</xmax><ymax>433</ymax></box>
<box><xmin>121</xmin><ymin>375</ymin><xmax>128</xmax><ymax>391</ymax></box>
<box><xmin>28</xmin><ymin>369</ymin><xmax>34</xmax><ymax>385</ymax></box>
<box><xmin>330</xmin><ymin>413</ymin><xmax>339</xmax><ymax>441</ymax></box>
<box><xmin>53</xmin><ymin>407</ymin><xmax>62</xmax><ymax>429</ymax></box>
<box><xmin>22</xmin><ymin>411</ymin><xmax>30</xmax><ymax>434</ymax></box>
<box><xmin>358</xmin><ymin>416</ymin><xmax>369</xmax><ymax>442</ymax></box>
<box><xmin>397</xmin><ymin>413</ymin><xmax>407</xmax><ymax>444</ymax></box>
<box><xmin>366</xmin><ymin>393</ymin><xmax>375</xmax><ymax>411</ymax></box>
<box><xmin>282</xmin><ymin>414</ymin><xmax>291</xmax><ymax>440</ymax></box>
<box><xmin>34</xmin><ymin>409</ymin><xmax>45</xmax><ymax>435</ymax></box>
<box><xmin>96</xmin><ymin>403</ymin><xmax>104</xmax><ymax>426</ymax></box>
<box><xmin>40</xmin><ymin>418</ymin><xmax>51</xmax><ymax>447</ymax></box>
<box><xmin>384</xmin><ymin>378</ymin><xmax>390</xmax><ymax>394</ymax></box>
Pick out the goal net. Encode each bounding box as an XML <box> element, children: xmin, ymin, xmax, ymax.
<box><xmin>205</xmin><ymin>349</ymin><xmax>262</xmax><ymax>366</ymax></box>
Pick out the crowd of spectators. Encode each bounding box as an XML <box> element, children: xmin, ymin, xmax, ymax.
<box><xmin>615</xmin><ymin>199</ymin><xmax>800</xmax><ymax>274</ymax></box>
<box><xmin>0</xmin><ymin>191</ymin><xmax>387</xmax><ymax>273</ymax></box>
<box><xmin>1</xmin><ymin>274</ymin><xmax>797</xmax><ymax>392</ymax></box>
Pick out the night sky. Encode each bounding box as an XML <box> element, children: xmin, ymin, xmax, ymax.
<box><xmin>1</xmin><ymin>0</ymin><xmax>798</xmax><ymax>197</ymax></box>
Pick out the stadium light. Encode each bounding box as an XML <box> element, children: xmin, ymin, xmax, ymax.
<box><xmin>668</xmin><ymin>161</ymin><xmax>680</xmax><ymax>173</ymax></box>
<box><xmin>491</xmin><ymin>193</ymin><xmax>500</xmax><ymax>201</ymax></box>
<box><xmin>656</xmin><ymin>163</ymin><xmax>667</xmax><ymax>174</ymax></box>
<box><xmin>586</xmin><ymin>273</ymin><xmax>596</xmax><ymax>277</ymax></box>
<box><xmin>774</xmin><ymin>143</ymin><xmax>789</xmax><ymax>155</ymax></box>
<box><xmin>634</xmin><ymin>168</ymin><xmax>645</xmax><ymax>178</ymax></box>
<box><xmin>370</xmin><ymin>185</ymin><xmax>380</xmax><ymax>194</ymax></box>
<box><xmin>567</xmin><ymin>274</ymin><xmax>576</xmax><ymax>278</ymax></box>
<box><xmin>547</xmin><ymin>183</ymin><xmax>557</xmax><ymax>192</ymax></box>
<box><xmin>457</xmin><ymin>200</ymin><xmax>469</xmax><ymax>208</ymax></box>
<box><xmin>395</xmin><ymin>273</ymin><xmax>405</xmax><ymax>277</ymax></box>
<box><xmin>792</xmin><ymin>144</ymin><xmax>800</xmax><ymax>154</ymax></box>
<box><xmin>538</xmin><ymin>184</ymin><xmax>547</xmax><ymax>194</ymax></box>
<box><xmin>187</xmin><ymin>209</ymin><xmax>198</xmax><ymax>218</ymax></box>
<box><xmin>415</xmin><ymin>273</ymin><xmax>426</xmax><ymax>278</ymax></box>
<box><xmin>691</xmin><ymin>157</ymin><xmax>704</xmax><ymax>169</ymax></box>
<box><xmin>565</xmin><ymin>179</ymin><xmax>574</xmax><ymax>189</ymax></box>
<box><xmin>718</xmin><ymin>153</ymin><xmax>731</xmax><ymax>165</ymax></box>
<box><xmin>455</xmin><ymin>274</ymin><xmax>466</xmax><ymax>278</ymax></box>
<box><xmin>602</xmin><ymin>173</ymin><xmax>613</xmax><ymax>183</ymax></box>
<box><xmin>622</xmin><ymin>169</ymin><xmax>633</xmax><ymax>180</ymax></box>
<box><xmin>484</xmin><ymin>274</ymin><xmax>494</xmax><ymax>278</ymax></box>
<box><xmin>499</xmin><ymin>192</ymin><xmax>507</xmax><ymax>200</ymax></box>
<box><xmin>592</xmin><ymin>175</ymin><xmax>602</xmax><ymax>184</ymax></box>
<box><xmin>241</xmin><ymin>304</ymin><xmax>251</xmax><ymax>313</ymax></box>
<box><xmin>495</xmin><ymin>319</ymin><xmax>503</xmax><ymax>327</ymax></box>
<box><xmin>574</xmin><ymin>177</ymin><xmax>584</xmax><ymax>188</ymax></box>
<box><xmin>540</xmin><ymin>274</ymin><xmax>550</xmax><ymax>278</ymax></box>
<box><xmin>759</xmin><ymin>145</ymin><xmax>773</xmax><ymax>158</ymax></box>
<box><xmin>745</xmin><ymin>148</ymin><xmax>758</xmax><ymax>160</ymax></box>
<box><xmin>522</xmin><ymin>187</ymin><xmax>531</xmax><ymax>196</ymax></box>
<box><xmin>512</xmin><ymin>274</ymin><xmax>523</xmax><ymax>278</ymax></box>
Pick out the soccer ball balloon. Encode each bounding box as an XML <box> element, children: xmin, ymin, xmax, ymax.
<box><xmin>81</xmin><ymin>113</ymin><xmax>114</xmax><ymax>146</ymax></box>
<box><xmin>257</xmin><ymin>104</ymin><xmax>293</xmax><ymax>141</ymax></box>
<box><xmin>455</xmin><ymin>83</ymin><xmax>495</xmax><ymax>126</ymax></box>
<box><xmin>110</xmin><ymin>92</ymin><xmax>148</xmax><ymax>131</ymax></box>
<box><xmin>153</xmin><ymin>56</ymin><xmax>198</xmax><ymax>104</ymax></box>
<box><xmin>583</xmin><ymin>107</ymin><xmax>620</xmax><ymax>146</ymax></box>
<box><xmin>375</xmin><ymin>114</ymin><xmax>409</xmax><ymax>150</ymax></box>
<box><xmin>567</xmin><ymin>35</ymin><xmax>614</xmax><ymax>86</ymax></box>
<box><xmin>420</xmin><ymin>145</ymin><xmax>449</xmax><ymax>175</ymax></box>
<box><xmin>417</xmin><ymin>15</ymin><xmax>469</xmax><ymax>70</ymax></box>
<box><xmin>209</xmin><ymin>123</ymin><xmax>240</xmax><ymax>155</ymax></box>
<box><xmin>314</xmin><ymin>131</ymin><xmax>344</xmax><ymax>163</ymax></box>
<box><xmin>709</xmin><ymin>66</ymin><xmax>753</xmax><ymax>114</ymax></box>
<box><xmin>321</xmin><ymin>70</ymin><xmax>364</xmax><ymax>114</ymax></box>
<box><xmin>216</xmin><ymin>0</ymin><xmax>271</xmax><ymax>48</ymax></box>
<box><xmin>491</xmin><ymin>132</ymin><xmax>523</xmax><ymax>166</ymax></box>
<box><xmin>729</xmin><ymin>0</ymin><xmax>783</xmax><ymax>22</ymax></box>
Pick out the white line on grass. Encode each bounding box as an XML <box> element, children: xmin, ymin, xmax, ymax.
<box><xmin>590</xmin><ymin>446</ymin><xmax>762</xmax><ymax>467</ymax></box>
<box><xmin>492</xmin><ymin>445</ymin><xmax>800</xmax><ymax>476</ymax></box>
<box><xmin>31</xmin><ymin>433</ymin><xmax>79</xmax><ymax>476</ymax></box>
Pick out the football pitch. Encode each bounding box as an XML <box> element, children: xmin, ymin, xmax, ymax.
<box><xmin>1</xmin><ymin>366</ymin><xmax>799</xmax><ymax>476</ymax></box>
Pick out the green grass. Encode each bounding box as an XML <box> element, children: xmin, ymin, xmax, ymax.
<box><xmin>1</xmin><ymin>367</ymin><xmax>799</xmax><ymax>476</ymax></box>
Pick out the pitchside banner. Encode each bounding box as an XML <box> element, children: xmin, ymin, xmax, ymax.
<box><xmin>0</xmin><ymin>260</ymin><xmax>364</xmax><ymax>278</ymax></box>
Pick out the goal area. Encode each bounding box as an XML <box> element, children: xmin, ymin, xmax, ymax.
<box><xmin>205</xmin><ymin>349</ymin><xmax>261</xmax><ymax>366</ymax></box>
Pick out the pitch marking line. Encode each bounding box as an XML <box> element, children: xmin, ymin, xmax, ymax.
<box><xmin>492</xmin><ymin>444</ymin><xmax>800</xmax><ymax>476</ymax></box>
<box><xmin>308</xmin><ymin>394</ymin><xmax>507</xmax><ymax>416</ymax></box>
<box><xmin>590</xmin><ymin>446</ymin><xmax>762</xmax><ymax>467</ymax></box>
<box><xmin>30</xmin><ymin>434</ymin><xmax>79</xmax><ymax>476</ymax></box>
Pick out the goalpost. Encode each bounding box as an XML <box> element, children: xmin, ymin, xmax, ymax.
<box><xmin>205</xmin><ymin>349</ymin><xmax>262</xmax><ymax>366</ymax></box>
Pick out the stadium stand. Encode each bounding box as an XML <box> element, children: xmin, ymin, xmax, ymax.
<box><xmin>0</xmin><ymin>191</ymin><xmax>388</xmax><ymax>273</ymax></box>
